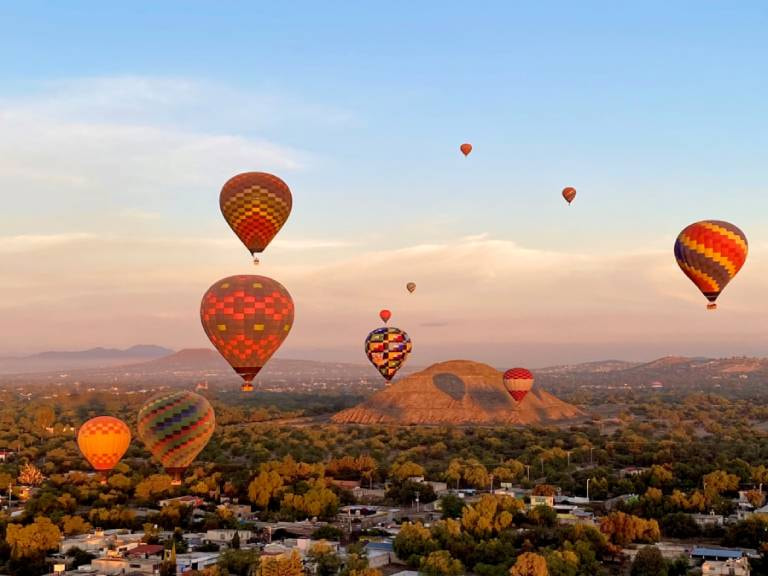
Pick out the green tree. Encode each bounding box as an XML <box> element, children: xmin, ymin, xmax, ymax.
<box><xmin>309</xmin><ymin>542</ymin><xmax>342</xmax><ymax>576</ymax></box>
<box><xmin>440</xmin><ymin>493</ymin><xmax>466</xmax><ymax>519</ymax></box>
<box><xmin>630</xmin><ymin>546</ymin><xmax>667</xmax><ymax>576</ymax></box>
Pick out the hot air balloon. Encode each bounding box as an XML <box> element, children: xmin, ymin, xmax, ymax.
<box><xmin>674</xmin><ymin>220</ymin><xmax>748</xmax><ymax>310</ymax></box>
<box><xmin>137</xmin><ymin>391</ymin><xmax>215</xmax><ymax>485</ymax></box>
<box><xmin>503</xmin><ymin>368</ymin><xmax>533</xmax><ymax>403</ymax></box>
<box><xmin>460</xmin><ymin>143</ymin><xmax>472</xmax><ymax>157</ymax></box>
<box><xmin>365</xmin><ymin>327</ymin><xmax>412</xmax><ymax>382</ymax></box>
<box><xmin>219</xmin><ymin>172</ymin><xmax>293</xmax><ymax>264</ymax></box>
<box><xmin>77</xmin><ymin>416</ymin><xmax>131</xmax><ymax>484</ymax></box>
<box><xmin>379</xmin><ymin>309</ymin><xmax>392</xmax><ymax>324</ymax></box>
<box><xmin>562</xmin><ymin>187</ymin><xmax>576</xmax><ymax>205</ymax></box>
<box><xmin>201</xmin><ymin>275</ymin><xmax>294</xmax><ymax>392</ymax></box>
<box><xmin>406</xmin><ymin>282</ymin><xmax>416</xmax><ymax>294</ymax></box>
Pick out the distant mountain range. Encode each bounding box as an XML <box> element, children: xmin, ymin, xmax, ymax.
<box><xmin>0</xmin><ymin>345</ymin><xmax>174</xmax><ymax>374</ymax></box>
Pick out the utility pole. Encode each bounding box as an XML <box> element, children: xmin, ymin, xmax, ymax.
<box><xmin>590</xmin><ymin>447</ymin><xmax>594</xmax><ymax>466</ymax></box>
<box><xmin>586</xmin><ymin>478</ymin><xmax>591</xmax><ymax>502</ymax></box>
<box><xmin>567</xmin><ymin>451</ymin><xmax>571</xmax><ymax>467</ymax></box>
<box><xmin>415</xmin><ymin>491</ymin><xmax>420</xmax><ymax>513</ymax></box>
<box><xmin>540</xmin><ymin>458</ymin><xmax>544</xmax><ymax>476</ymax></box>
<box><xmin>489</xmin><ymin>474</ymin><xmax>494</xmax><ymax>494</ymax></box>
<box><xmin>525</xmin><ymin>465</ymin><xmax>530</xmax><ymax>482</ymax></box>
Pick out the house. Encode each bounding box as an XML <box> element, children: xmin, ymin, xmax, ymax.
<box><xmin>619</xmin><ymin>467</ymin><xmax>649</xmax><ymax>478</ymax></box>
<box><xmin>365</xmin><ymin>541</ymin><xmax>395</xmax><ymax>568</ymax></box>
<box><xmin>204</xmin><ymin>529</ymin><xmax>253</xmax><ymax>547</ymax></box>
<box><xmin>529</xmin><ymin>495</ymin><xmax>554</xmax><ymax>509</ymax></box>
<box><xmin>218</xmin><ymin>502</ymin><xmax>253</xmax><ymax>521</ymax></box>
<box><xmin>125</xmin><ymin>544</ymin><xmax>165</xmax><ymax>559</ymax></box>
<box><xmin>91</xmin><ymin>554</ymin><xmax>161</xmax><ymax>575</ymax></box>
<box><xmin>158</xmin><ymin>495</ymin><xmax>204</xmax><ymax>508</ymax></box>
<box><xmin>702</xmin><ymin>557</ymin><xmax>751</xmax><ymax>575</ymax></box>
<box><xmin>691</xmin><ymin>512</ymin><xmax>725</xmax><ymax>529</ymax></box>
<box><xmin>175</xmin><ymin>551</ymin><xmax>221</xmax><ymax>574</ymax></box>
<box><xmin>691</xmin><ymin>547</ymin><xmax>743</xmax><ymax>562</ymax></box>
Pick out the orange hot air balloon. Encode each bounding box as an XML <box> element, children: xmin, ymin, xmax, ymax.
<box><xmin>220</xmin><ymin>172</ymin><xmax>293</xmax><ymax>264</ymax></box>
<box><xmin>379</xmin><ymin>309</ymin><xmax>392</xmax><ymax>324</ymax></box>
<box><xmin>460</xmin><ymin>143</ymin><xmax>472</xmax><ymax>157</ymax></box>
<box><xmin>406</xmin><ymin>282</ymin><xmax>416</xmax><ymax>294</ymax></box>
<box><xmin>77</xmin><ymin>416</ymin><xmax>131</xmax><ymax>484</ymax></box>
<box><xmin>562</xmin><ymin>187</ymin><xmax>576</xmax><ymax>204</ymax></box>
<box><xmin>201</xmin><ymin>275</ymin><xmax>294</xmax><ymax>392</ymax></box>
<box><xmin>674</xmin><ymin>220</ymin><xmax>748</xmax><ymax>310</ymax></box>
<box><xmin>503</xmin><ymin>368</ymin><xmax>534</xmax><ymax>403</ymax></box>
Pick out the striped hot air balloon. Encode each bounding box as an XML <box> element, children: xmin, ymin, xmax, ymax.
<box><xmin>137</xmin><ymin>391</ymin><xmax>215</xmax><ymax>485</ymax></box>
<box><xmin>220</xmin><ymin>172</ymin><xmax>293</xmax><ymax>264</ymax></box>
<box><xmin>674</xmin><ymin>220</ymin><xmax>748</xmax><ymax>310</ymax></box>
<box><xmin>562</xmin><ymin>187</ymin><xmax>576</xmax><ymax>205</ymax></box>
<box><xmin>503</xmin><ymin>368</ymin><xmax>534</xmax><ymax>403</ymax></box>
<box><xmin>77</xmin><ymin>416</ymin><xmax>131</xmax><ymax>484</ymax></box>
<box><xmin>200</xmin><ymin>275</ymin><xmax>294</xmax><ymax>392</ymax></box>
<box><xmin>365</xmin><ymin>327</ymin><xmax>412</xmax><ymax>382</ymax></box>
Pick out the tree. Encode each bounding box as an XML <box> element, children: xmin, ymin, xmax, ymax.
<box><xmin>660</xmin><ymin>512</ymin><xmax>700</xmax><ymax>539</ymax></box>
<box><xmin>393</xmin><ymin>522</ymin><xmax>437</xmax><ymax>566</ymax></box>
<box><xmin>231</xmin><ymin>530</ymin><xmax>241</xmax><ymax>550</ymax></box>
<box><xmin>313</xmin><ymin>525</ymin><xmax>344</xmax><ymax>541</ymax></box>
<box><xmin>61</xmin><ymin>515</ymin><xmax>93</xmax><ymax>536</ymax></box>
<box><xmin>259</xmin><ymin>549</ymin><xmax>302</xmax><ymax>576</ymax></box>
<box><xmin>6</xmin><ymin>516</ymin><xmax>62</xmax><ymax>559</ymax></box>
<box><xmin>66</xmin><ymin>546</ymin><xmax>96</xmax><ymax>568</ymax></box>
<box><xmin>390</xmin><ymin>461</ymin><xmax>425</xmax><ymax>482</ymax></box>
<box><xmin>440</xmin><ymin>493</ymin><xmax>466</xmax><ymax>519</ymax></box>
<box><xmin>420</xmin><ymin>550</ymin><xmax>464</xmax><ymax>576</ymax></box>
<box><xmin>445</xmin><ymin>459</ymin><xmax>463</xmax><ymax>489</ymax></box>
<box><xmin>18</xmin><ymin>462</ymin><xmax>44</xmax><ymax>486</ymax></box>
<box><xmin>630</xmin><ymin>546</ymin><xmax>667</xmax><ymax>576</ymax></box>
<box><xmin>600</xmin><ymin>511</ymin><xmax>660</xmax><ymax>546</ymax></box>
<box><xmin>135</xmin><ymin>474</ymin><xmax>173</xmax><ymax>501</ymax></box>
<box><xmin>308</xmin><ymin>542</ymin><xmax>342</xmax><ymax>576</ymax></box>
<box><xmin>248</xmin><ymin>470</ymin><xmax>285</xmax><ymax>509</ymax></box>
<box><xmin>510</xmin><ymin>552</ymin><xmax>549</xmax><ymax>576</ymax></box>
<box><xmin>218</xmin><ymin>548</ymin><xmax>261</xmax><ymax>576</ymax></box>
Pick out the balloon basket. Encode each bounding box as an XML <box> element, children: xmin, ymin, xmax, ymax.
<box><xmin>707</xmin><ymin>303</ymin><xmax>717</xmax><ymax>311</ymax></box>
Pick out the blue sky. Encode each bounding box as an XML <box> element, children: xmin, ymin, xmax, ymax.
<box><xmin>1</xmin><ymin>2</ymin><xmax>767</xmax><ymax>365</ymax></box>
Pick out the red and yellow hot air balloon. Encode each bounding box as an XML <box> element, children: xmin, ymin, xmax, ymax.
<box><xmin>674</xmin><ymin>220</ymin><xmax>748</xmax><ymax>310</ymax></box>
<box><xmin>562</xmin><ymin>187</ymin><xmax>576</xmax><ymax>205</ymax></box>
<box><xmin>379</xmin><ymin>309</ymin><xmax>392</xmax><ymax>324</ymax></box>
<box><xmin>77</xmin><ymin>416</ymin><xmax>131</xmax><ymax>484</ymax></box>
<box><xmin>503</xmin><ymin>368</ymin><xmax>533</xmax><ymax>403</ymax></box>
<box><xmin>406</xmin><ymin>282</ymin><xmax>416</xmax><ymax>294</ymax></box>
<box><xmin>219</xmin><ymin>172</ymin><xmax>293</xmax><ymax>264</ymax></box>
<box><xmin>137</xmin><ymin>391</ymin><xmax>215</xmax><ymax>485</ymax></box>
<box><xmin>365</xmin><ymin>327</ymin><xmax>412</xmax><ymax>382</ymax></box>
<box><xmin>460</xmin><ymin>143</ymin><xmax>472</xmax><ymax>157</ymax></box>
<box><xmin>201</xmin><ymin>275</ymin><xmax>294</xmax><ymax>391</ymax></box>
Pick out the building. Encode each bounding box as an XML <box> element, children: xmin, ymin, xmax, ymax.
<box><xmin>204</xmin><ymin>529</ymin><xmax>253</xmax><ymax>547</ymax></box>
<box><xmin>365</xmin><ymin>541</ymin><xmax>396</xmax><ymax>567</ymax></box>
<box><xmin>218</xmin><ymin>502</ymin><xmax>254</xmax><ymax>521</ymax></box>
<box><xmin>691</xmin><ymin>547</ymin><xmax>744</xmax><ymax>562</ymax></box>
<box><xmin>530</xmin><ymin>495</ymin><xmax>555</xmax><ymax>508</ymax></box>
<box><xmin>702</xmin><ymin>557</ymin><xmax>751</xmax><ymax>576</ymax></box>
<box><xmin>158</xmin><ymin>495</ymin><xmax>204</xmax><ymax>508</ymax></box>
<box><xmin>90</xmin><ymin>554</ymin><xmax>161</xmax><ymax>575</ymax></box>
<box><xmin>175</xmin><ymin>552</ymin><xmax>221</xmax><ymax>573</ymax></box>
<box><xmin>691</xmin><ymin>513</ymin><xmax>725</xmax><ymax>529</ymax></box>
<box><xmin>619</xmin><ymin>467</ymin><xmax>649</xmax><ymax>478</ymax></box>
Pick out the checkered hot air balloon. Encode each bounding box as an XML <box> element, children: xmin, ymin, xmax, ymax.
<box><xmin>77</xmin><ymin>416</ymin><xmax>131</xmax><ymax>484</ymax></box>
<box><xmin>503</xmin><ymin>368</ymin><xmax>534</xmax><ymax>403</ymax></box>
<box><xmin>674</xmin><ymin>220</ymin><xmax>748</xmax><ymax>310</ymax></box>
<box><xmin>406</xmin><ymin>282</ymin><xmax>416</xmax><ymax>294</ymax></box>
<box><xmin>137</xmin><ymin>391</ymin><xmax>215</xmax><ymax>485</ymax></box>
<box><xmin>200</xmin><ymin>275</ymin><xmax>294</xmax><ymax>392</ymax></box>
<box><xmin>365</xmin><ymin>327</ymin><xmax>412</xmax><ymax>382</ymax></box>
<box><xmin>220</xmin><ymin>172</ymin><xmax>293</xmax><ymax>264</ymax></box>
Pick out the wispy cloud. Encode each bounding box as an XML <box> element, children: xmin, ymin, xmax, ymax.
<box><xmin>0</xmin><ymin>233</ymin><xmax>97</xmax><ymax>253</ymax></box>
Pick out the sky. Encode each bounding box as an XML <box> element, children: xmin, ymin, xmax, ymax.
<box><xmin>1</xmin><ymin>2</ymin><xmax>768</xmax><ymax>367</ymax></box>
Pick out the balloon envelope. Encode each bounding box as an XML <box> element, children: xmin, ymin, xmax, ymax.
<box><xmin>562</xmin><ymin>187</ymin><xmax>576</xmax><ymax>204</ymax></box>
<box><xmin>460</xmin><ymin>143</ymin><xmax>472</xmax><ymax>156</ymax></box>
<box><xmin>503</xmin><ymin>367</ymin><xmax>533</xmax><ymax>403</ymax></box>
<box><xmin>406</xmin><ymin>282</ymin><xmax>416</xmax><ymax>293</ymax></box>
<box><xmin>365</xmin><ymin>327</ymin><xmax>412</xmax><ymax>381</ymax></box>
<box><xmin>219</xmin><ymin>172</ymin><xmax>292</xmax><ymax>261</ymax></box>
<box><xmin>77</xmin><ymin>416</ymin><xmax>131</xmax><ymax>482</ymax></box>
<box><xmin>674</xmin><ymin>220</ymin><xmax>748</xmax><ymax>309</ymax></box>
<box><xmin>137</xmin><ymin>391</ymin><xmax>215</xmax><ymax>485</ymax></box>
<box><xmin>201</xmin><ymin>275</ymin><xmax>294</xmax><ymax>392</ymax></box>
<box><xmin>379</xmin><ymin>309</ymin><xmax>392</xmax><ymax>324</ymax></box>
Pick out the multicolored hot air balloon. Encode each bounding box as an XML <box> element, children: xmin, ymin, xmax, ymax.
<box><xmin>365</xmin><ymin>327</ymin><xmax>412</xmax><ymax>382</ymax></box>
<box><xmin>406</xmin><ymin>282</ymin><xmax>416</xmax><ymax>294</ymax></box>
<box><xmin>77</xmin><ymin>416</ymin><xmax>131</xmax><ymax>484</ymax></box>
<box><xmin>220</xmin><ymin>172</ymin><xmax>293</xmax><ymax>264</ymax></box>
<box><xmin>674</xmin><ymin>220</ymin><xmax>748</xmax><ymax>310</ymax></box>
<box><xmin>379</xmin><ymin>309</ymin><xmax>392</xmax><ymax>324</ymax></box>
<box><xmin>562</xmin><ymin>187</ymin><xmax>576</xmax><ymax>205</ymax></box>
<box><xmin>137</xmin><ymin>391</ymin><xmax>215</xmax><ymax>485</ymax></box>
<box><xmin>460</xmin><ymin>143</ymin><xmax>472</xmax><ymax>157</ymax></box>
<box><xmin>503</xmin><ymin>368</ymin><xmax>533</xmax><ymax>403</ymax></box>
<box><xmin>201</xmin><ymin>275</ymin><xmax>294</xmax><ymax>392</ymax></box>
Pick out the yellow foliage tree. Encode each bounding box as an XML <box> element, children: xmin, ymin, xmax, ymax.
<box><xmin>510</xmin><ymin>552</ymin><xmax>549</xmax><ymax>576</ymax></box>
<box><xmin>6</xmin><ymin>517</ymin><xmax>62</xmax><ymax>558</ymax></box>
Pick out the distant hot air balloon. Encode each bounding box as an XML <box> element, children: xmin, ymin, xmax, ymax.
<box><xmin>379</xmin><ymin>309</ymin><xmax>392</xmax><ymax>324</ymax></box>
<box><xmin>406</xmin><ymin>282</ymin><xmax>416</xmax><ymax>294</ymax></box>
<box><xmin>562</xmin><ymin>187</ymin><xmax>576</xmax><ymax>205</ymax></box>
<box><xmin>503</xmin><ymin>368</ymin><xmax>534</xmax><ymax>403</ymax></box>
<box><xmin>365</xmin><ymin>327</ymin><xmax>412</xmax><ymax>382</ymax></box>
<box><xmin>77</xmin><ymin>416</ymin><xmax>131</xmax><ymax>484</ymax></box>
<box><xmin>460</xmin><ymin>143</ymin><xmax>472</xmax><ymax>157</ymax></box>
<box><xmin>220</xmin><ymin>172</ymin><xmax>293</xmax><ymax>264</ymax></box>
<box><xmin>674</xmin><ymin>220</ymin><xmax>748</xmax><ymax>310</ymax></box>
<box><xmin>137</xmin><ymin>391</ymin><xmax>215</xmax><ymax>485</ymax></box>
<box><xmin>201</xmin><ymin>275</ymin><xmax>294</xmax><ymax>392</ymax></box>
